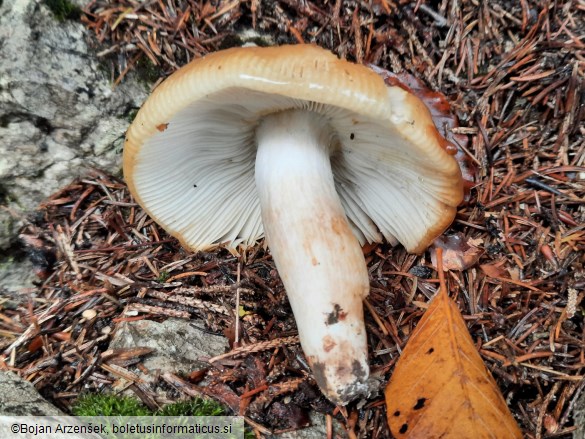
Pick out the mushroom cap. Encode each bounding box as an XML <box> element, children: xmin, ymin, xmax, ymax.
<box><xmin>124</xmin><ymin>44</ymin><xmax>464</xmax><ymax>254</ymax></box>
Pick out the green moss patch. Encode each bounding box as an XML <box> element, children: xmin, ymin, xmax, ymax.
<box><xmin>44</xmin><ymin>0</ymin><xmax>82</xmax><ymax>21</ymax></box>
<box><xmin>72</xmin><ymin>394</ymin><xmax>151</xmax><ymax>416</ymax></box>
<box><xmin>72</xmin><ymin>394</ymin><xmax>226</xmax><ymax>417</ymax></box>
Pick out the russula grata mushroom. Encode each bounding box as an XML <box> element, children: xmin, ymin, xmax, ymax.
<box><xmin>123</xmin><ymin>44</ymin><xmax>464</xmax><ymax>405</ymax></box>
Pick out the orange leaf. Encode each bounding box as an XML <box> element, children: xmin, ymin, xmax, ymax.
<box><xmin>385</xmin><ymin>252</ymin><xmax>522</xmax><ymax>438</ymax></box>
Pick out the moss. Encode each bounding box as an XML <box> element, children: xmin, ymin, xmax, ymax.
<box><xmin>218</xmin><ymin>34</ymin><xmax>245</xmax><ymax>50</ymax></box>
<box><xmin>155</xmin><ymin>399</ymin><xmax>224</xmax><ymax>416</ymax></box>
<box><xmin>72</xmin><ymin>394</ymin><xmax>151</xmax><ymax>416</ymax></box>
<box><xmin>135</xmin><ymin>57</ymin><xmax>163</xmax><ymax>85</ymax></box>
<box><xmin>72</xmin><ymin>394</ymin><xmax>254</xmax><ymax>437</ymax></box>
<box><xmin>72</xmin><ymin>394</ymin><xmax>227</xmax><ymax>417</ymax></box>
<box><xmin>44</xmin><ymin>0</ymin><xmax>82</xmax><ymax>21</ymax></box>
<box><xmin>157</xmin><ymin>270</ymin><xmax>170</xmax><ymax>283</ymax></box>
<box><xmin>124</xmin><ymin>108</ymin><xmax>139</xmax><ymax>124</ymax></box>
<box><xmin>0</xmin><ymin>255</ymin><xmax>16</xmax><ymax>271</ymax></box>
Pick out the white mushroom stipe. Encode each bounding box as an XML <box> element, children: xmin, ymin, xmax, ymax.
<box><xmin>255</xmin><ymin>110</ymin><xmax>370</xmax><ymax>403</ymax></box>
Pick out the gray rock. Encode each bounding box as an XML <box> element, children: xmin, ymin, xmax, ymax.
<box><xmin>0</xmin><ymin>372</ymin><xmax>104</xmax><ymax>439</ymax></box>
<box><xmin>0</xmin><ymin>0</ymin><xmax>145</xmax><ymax>243</ymax></box>
<box><xmin>0</xmin><ymin>257</ymin><xmax>37</xmax><ymax>302</ymax></box>
<box><xmin>109</xmin><ymin>318</ymin><xmax>228</xmax><ymax>375</ymax></box>
<box><xmin>0</xmin><ymin>0</ymin><xmax>147</xmax><ymax>294</ymax></box>
<box><xmin>0</xmin><ymin>371</ymin><xmax>64</xmax><ymax>416</ymax></box>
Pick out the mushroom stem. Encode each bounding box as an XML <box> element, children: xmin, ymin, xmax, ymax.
<box><xmin>255</xmin><ymin>110</ymin><xmax>371</xmax><ymax>404</ymax></box>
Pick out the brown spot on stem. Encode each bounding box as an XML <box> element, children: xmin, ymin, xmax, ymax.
<box><xmin>322</xmin><ymin>336</ymin><xmax>336</xmax><ymax>352</ymax></box>
<box><xmin>330</xmin><ymin>216</ymin><xmax>350</xmax><ymax>236</ymax></box>
<box><xmin>325</xmin><ymin>304</ymin><xmax>347</xmax><ymax>325</ymax></box>
<box><xmin>156</xmin><ymin>123</ymin><xmax>169</xmax><ymax>132</ymax></box>
<box><xmin>311</xmin><ymin>256</ymin><xmax>319</xmax><ymax>266</ymax></box>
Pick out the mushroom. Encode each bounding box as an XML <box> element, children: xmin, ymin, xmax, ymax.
<box><xmin>123</xmin><ymin>44</ymin><xmax>464</xmax><ymax>405</ymax></box>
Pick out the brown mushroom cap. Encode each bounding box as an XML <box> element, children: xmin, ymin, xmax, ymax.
<box><xmin>124</xmin><ymin>44</ymin><xmax>464</xmax><ymax>254</ymax></box>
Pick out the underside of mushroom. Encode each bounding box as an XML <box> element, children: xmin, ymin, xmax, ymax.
<box><xmin>254</xmin><ymin>110</ymin><xmax>371</xmax><ymax>404</ymax></box>
<box><xmin>128</xmin><ymin>88</ymin><xmax>462</xmax><ymax>254</ymax></box>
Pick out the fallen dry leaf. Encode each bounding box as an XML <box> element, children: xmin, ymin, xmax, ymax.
<box><xmin>385</xmin><ymin>250</ymin><xmax>522</xmax><ymax>438</ymax></box>
<box><xmin>430</xmin><ymin>233</ymin><xmax>484</xmax><ymax>271</ymax></box>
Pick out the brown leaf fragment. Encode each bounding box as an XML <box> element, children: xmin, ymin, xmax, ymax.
<box><xmin>187</xmin><ymin>369</ymin><xmax>209</xmax><ymax>384</ymax></box>
<box><xmin>385</xmin><ymin>250</ymin><xmax>522</xmax><ymax>438</ymax></box>
<box><xmin>27</xmin><ymin>336</ymin><xmax>43</xmax><ymax>353</ymax></box>
<box><xmin>430</xmin><ymin>234</ymin><xmax>484</xmax><ymax>271</ymax></box>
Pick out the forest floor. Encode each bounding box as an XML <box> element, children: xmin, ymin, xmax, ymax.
<box><xmin>1</xmin><ymin>0</ymin><xmax>584</xmax><ymax>437</ymax></box>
